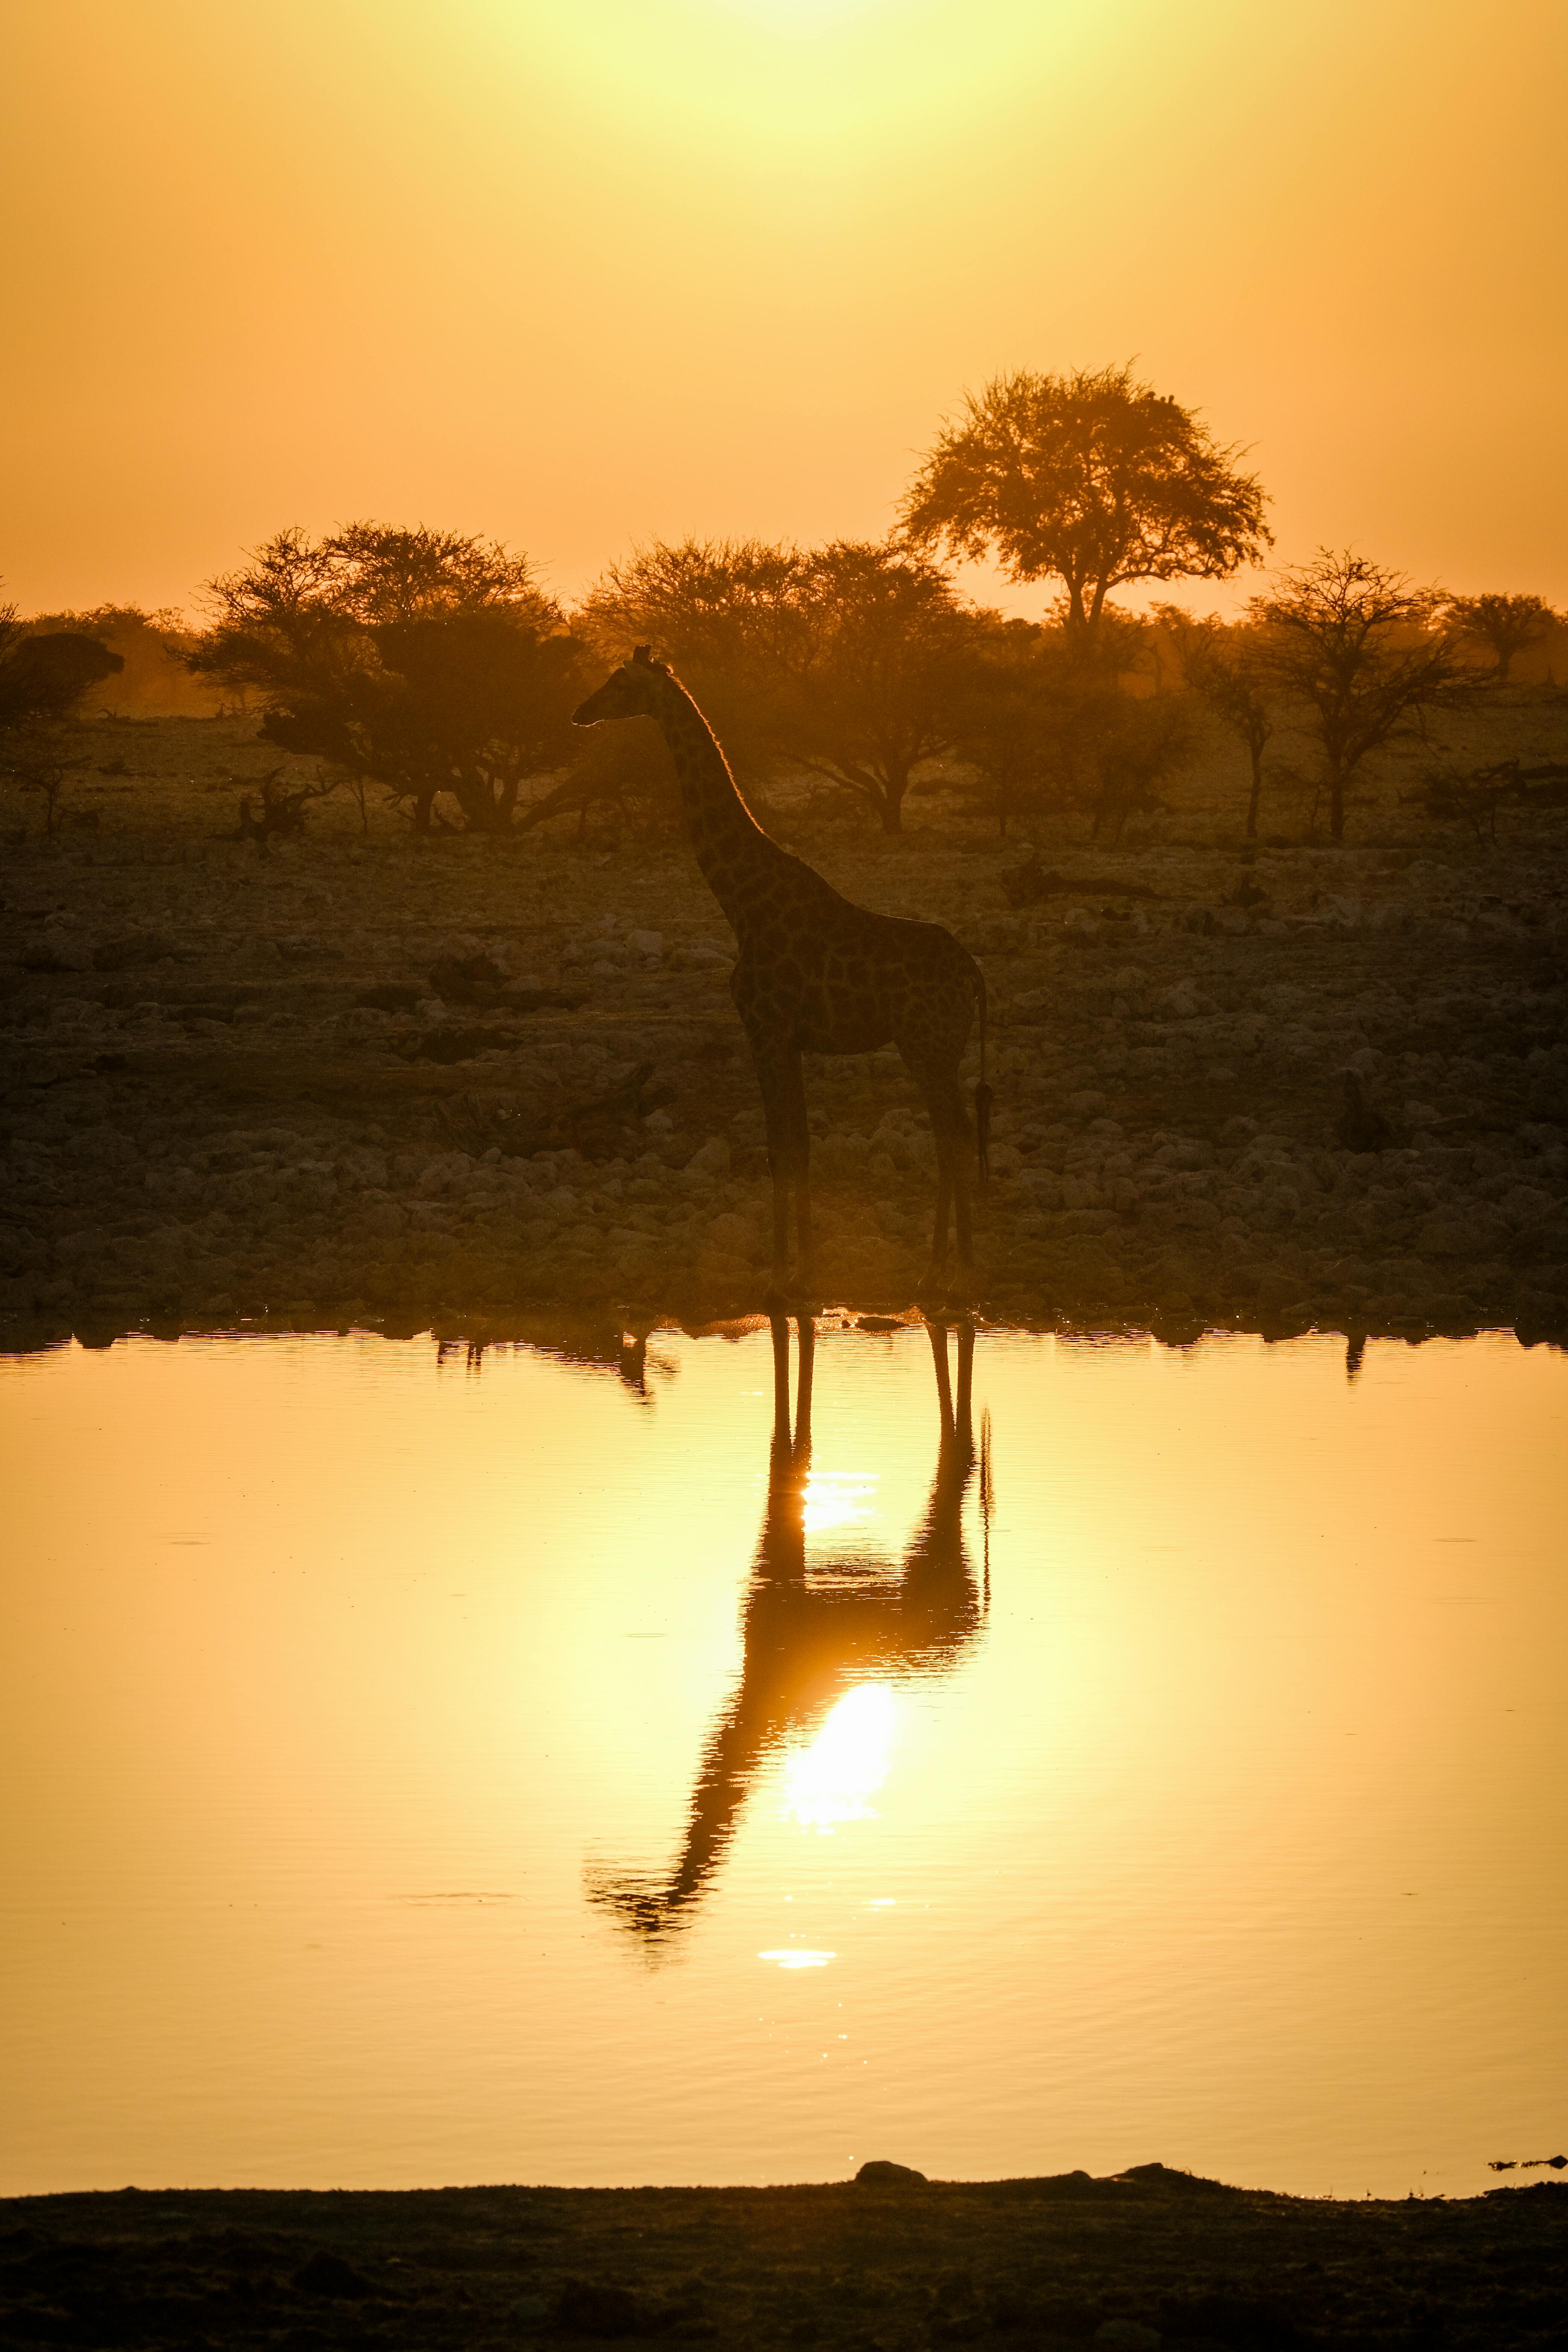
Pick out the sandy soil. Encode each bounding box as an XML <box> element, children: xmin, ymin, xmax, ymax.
<box><xmin>2</xmin><ymin>709</ymin><xmax>1565</xmax><ymax>1355</ymax></box>
<box><xmin>3</xmin><ymin>2169</ymin><xmax>1565</xmax><ymax>2349</ymax></box>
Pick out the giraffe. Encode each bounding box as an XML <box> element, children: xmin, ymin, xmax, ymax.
<box><xmin>571</xmin><ymin>648</ymin><xmax>992</xmax><ymax>1298</ymax></box>
<box><xmin>586</xmin><ymin>1311</ymin><xmax>988</xmax><ymax>1943</ymax></box>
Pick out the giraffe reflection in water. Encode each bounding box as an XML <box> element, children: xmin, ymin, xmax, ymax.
<box><xmin>588</xmin><ymin>1315</ymin><xmax>989</xmax><ymax>1946</ymax></box>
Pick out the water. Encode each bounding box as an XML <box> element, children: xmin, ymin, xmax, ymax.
<box><xmin>2</xmin><ymin>1321</ymin><xmax>1564</xmax><ymax>2201</ymax></box>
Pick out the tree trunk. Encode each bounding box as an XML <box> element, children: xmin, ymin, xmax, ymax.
<box><xmin>1329</xmin><ymin>763</ymin><xmax>1346</xmax><ymax>842</ymax></box>
<box><xmin>875</xmin><ymin>763</ymin><xmax>909</xmax><ymax>834</ymax></box>
<box><xmin>1246</xmin><ymin>746</ymin><xmax>1263</xmax><ymax>838</ymax></box>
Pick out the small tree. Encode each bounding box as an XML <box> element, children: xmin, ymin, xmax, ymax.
<box><xmin>1248</xmin><ymin>551</ymin><xmax>1468</xmax><ymax>842</ymax></box>
<box><xmin>1078</xmin><ymin>692</ymin><xmax>1195</xmax><ymax>842</ymax></box>
<box><xmin>0</xmin><ymin>608</ymin><xmax>124</xmax><ymax>838</ymax></box>
<box><xmin>900</xmin><ymin>364</ymin><xmax>1271</xmax><ymax>650</ymax></box>
<box><xmin>0</xmin><ymin>629</ymin><xmax>124</xmax><ymax>727</ymax></box>
<box><xmin>949</xmin><ymin>619</ymin><xmax>1064</xmax><ymax>838</ymax></box>
<box><xmin>1443</xmin><ymin>591</ymin><xmax>1557</xmax><ymax>683</ymax></box>
<box><xmin>1159</xmin><ymin>608</ymin><xmax>1276</xmax><ymax>836</ymax></box>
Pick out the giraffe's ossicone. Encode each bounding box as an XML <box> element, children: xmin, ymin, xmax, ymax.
<box><xmin>572</xmin><ymin>646</ymin><xmax>991</xmax><ymax>1298</ymax></box>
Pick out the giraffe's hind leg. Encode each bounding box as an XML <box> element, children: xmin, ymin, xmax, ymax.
<box><xmin>899</xmin><ymin>1040</ymin><xmax>973</xmax><ymax>1299</ymax></box>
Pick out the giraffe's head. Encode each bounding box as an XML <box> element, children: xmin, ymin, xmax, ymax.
<box><xmin>571</xmin><ymin>644</ymin><xmax>671</xmax><ymax>727</ymax></box>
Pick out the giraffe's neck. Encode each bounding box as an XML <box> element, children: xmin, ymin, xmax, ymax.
<box><xmin>652</xmin><ymin>675</ymin><xmax>793</xmax><ymax>940</ymax></box>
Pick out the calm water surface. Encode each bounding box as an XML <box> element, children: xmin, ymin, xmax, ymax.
<box><xmin>2</xmin><ymin>1322</ymin><xmax>1564</xmax><ymax>2199</ymax></box>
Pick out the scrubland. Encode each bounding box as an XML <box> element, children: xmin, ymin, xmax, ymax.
<box><xmin>2</xmin><ymin>699</ymin><xmax>1565</xmax><ymax>1355</ymax></box>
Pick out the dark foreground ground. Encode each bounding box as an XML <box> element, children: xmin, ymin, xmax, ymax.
<box><xmin>4</xmin><ymin>2170</ymin><xmax>1565</xmax><ymax>2352</ymax></box>
<box><xmin>3</xmin><ymin>712</ymin><xmax>1566</xmax><ymax>1355</ymax></box>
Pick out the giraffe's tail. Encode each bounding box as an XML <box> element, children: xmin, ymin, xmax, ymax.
<box><xmin>972</xmin><ymin>960</ymin><xmax>993</xmax><ymax>1190</ymax></box>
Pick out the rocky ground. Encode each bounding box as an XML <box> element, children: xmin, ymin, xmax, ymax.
<box><xmin>2</xmin><ymin>711</ymin><xmax>1566</xmax><ymax>1355</ymax></box>
<box><xmin>3</xmin><ymin>2168</ymin><xmax>1565</xmax><ymax>2350</ymax></box>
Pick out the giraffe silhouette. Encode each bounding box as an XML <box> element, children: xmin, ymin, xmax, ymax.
<box><xmin>571</xmin><ymin>649</ymin><xmax>991</xmax><ymax>1299</ymax></box>
<box><xmin>585</xmin><ymin>1313</ymin><xmax>989</xmax><ymax>1947</ymax></box>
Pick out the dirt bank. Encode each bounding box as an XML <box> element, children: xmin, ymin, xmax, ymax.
<box><xmin>4</xmin><ymin>2169</ymin><xmax>1565</xmax><ymax>2350</ymax></box>
<box><xmin>2</xmin><ymin>717</ymin><xmax>1566</xmax><ymax>1355</ymax></box>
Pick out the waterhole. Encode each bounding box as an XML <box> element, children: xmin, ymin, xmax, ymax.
<box><xmin>2</xmin><ymin>1321</ymin><xmax>1563</xmax><ymax>2198</ymax></box>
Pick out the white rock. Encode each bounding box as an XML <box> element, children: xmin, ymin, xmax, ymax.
<box><xmin>433</xmin><ymin>931</ymin><xmax>485</xmax><ymax>965</ymax></box>
<box><xmin>415</xmin><ymin>1152</ymin><xmax>474</xmax><ymax>1197</ymax></box>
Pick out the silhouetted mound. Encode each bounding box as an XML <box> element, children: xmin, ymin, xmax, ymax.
<box><xmin>1116</xmin><ymin>2161</ymin><xmax>1240</xmax><ymax>2195</ymax></box>
<box><xmin>855</xmin><ymin>2158</ymin><xmax>928</xmax><ymax>2185</ymax></box>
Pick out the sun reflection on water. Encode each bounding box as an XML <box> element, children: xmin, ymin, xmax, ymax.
<box><xmin>780</xmin><ymin>1682</ymin><xmax>897</xmax><ymax>1833</ymax></box>
<box><xmin>801</xmin><ymin>1468</ymin><xmax>877</xmax><ymax>1537</ymax></box>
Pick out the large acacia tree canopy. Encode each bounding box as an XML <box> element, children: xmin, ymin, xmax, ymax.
<box><xmin>900</xmin><ymin>364</ymin><xmax>1272</xmax><ymax>633</ymax></box>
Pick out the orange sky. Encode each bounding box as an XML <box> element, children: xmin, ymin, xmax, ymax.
<box><xmin>2</xmin><ymin>0</ymin><xmax>1563</xmax><ymax>622</ymax></box>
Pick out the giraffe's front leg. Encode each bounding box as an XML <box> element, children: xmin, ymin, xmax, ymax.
<box><xmin>782</xmin><ymin>1048</ymin><xmax>818</xmax><ymax>1303</ymax></box>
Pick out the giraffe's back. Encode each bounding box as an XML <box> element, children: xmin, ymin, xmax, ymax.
<box><xmin>733</xmin><ymin>879</ymin><xmax>981</xmax><ymax>1059</ymax></box>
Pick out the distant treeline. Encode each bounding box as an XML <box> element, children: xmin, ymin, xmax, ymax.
<box><xmin>6</xmin><ymin>606</ymin><xmax>227</xmax><ymax>717</ymax></box>
<box><xmin>4</xmin><ymin>366</ymin><xmax>1563</xmax><ymax>845</ymax></box>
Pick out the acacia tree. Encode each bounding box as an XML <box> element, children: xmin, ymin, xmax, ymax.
<box><xmin>769</xmin><ymin>541</ymin><xmax>983</xmax><ymax>833</ymax></box>
<box><xmin>1158</xmin><ymin>608</ymin><xmax>1276</xmax><ymax>837</ymax></box>
<box><xmin>950</xmin><ymin>613</ymin><xmax>1193</xmax><ymax>842</ymax></box>
<box><xmin>1443</xmin><ymin>592</ymin><xmax>1557</xmax><ymax>683</ymax></box>
<box><xmin>1248</xmin><ymin>551</ymin><xmax>1468</xmax><ymax>842</ymax></box>
<box><xmin>190</xmin><ymin>525</ymin><xmax>585</xmax><ymax>831</ymax></box>
<box><xmin>580</xmin><ymin>536</ymin><xmax>984</xmax><ymax>833</ymax></box>
<box><xmin>899</xmin><ymin>364</ymin><xmax>1271</xmax><ymax>649</ymax></box>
